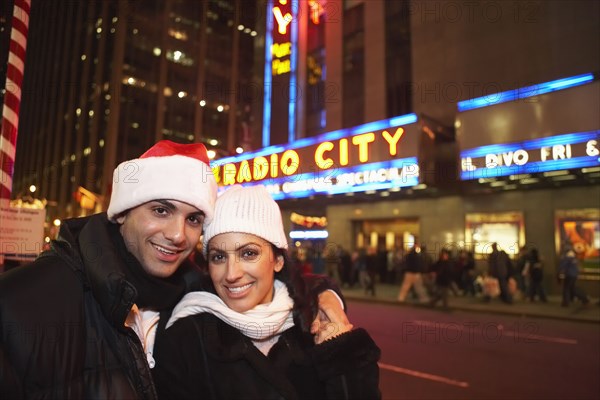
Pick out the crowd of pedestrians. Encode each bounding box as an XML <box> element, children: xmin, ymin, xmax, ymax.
<box><xmin>291</xmin><ymin>240</ymin><xmax>595</xmax><ymax>310</ymax></box>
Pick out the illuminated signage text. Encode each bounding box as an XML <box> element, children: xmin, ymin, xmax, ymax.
<box><xmin>461</xmin><ymin>131</ymin><xmax>600</xmax><ymax>179</ymax></box>
<box><xmin>212</xmin><ymin>114</ymin><xmax>420</xmax><ymax>200</ymax></box>
<box><xmin>215</xmin><ymin>128</ymin><xmax>407</xmax><ymax>186</ymax></box>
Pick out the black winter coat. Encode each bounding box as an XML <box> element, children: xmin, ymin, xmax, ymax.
<box><xmin>0</xmin><ymin>214</ymin><xmax>344</xmax><ymax>399</ymax></box>
<box><xmin>153</xmin><ymin>313</ymin><xmax>381</xmax><ymax>400</ymax></box>
<box><xmin>0</xmin><ymin>213</ymin><xmax>201</xmax><ymax>399</ymax></box>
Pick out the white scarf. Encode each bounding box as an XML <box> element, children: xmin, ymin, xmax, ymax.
<box><xmin>166</xmin><ymin>280</ymin><xmax>295</xmax><ymax>341</ymax></box>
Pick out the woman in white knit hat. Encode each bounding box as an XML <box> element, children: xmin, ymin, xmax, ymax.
<box><xmin>153</xmin><ymin>184</ymin><xmax>381</xmax><ymax>400</ymax></box>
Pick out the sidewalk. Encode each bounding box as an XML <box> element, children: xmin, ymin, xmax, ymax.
<box><xmin>341</xmin><ymin>283</ymin><xmax>600</xmax><ymax>324</ymax></box>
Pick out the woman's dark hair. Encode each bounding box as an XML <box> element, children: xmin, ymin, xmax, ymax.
<box><xmin>272</xmin><ymin>245</ymin><xmax>316</xmax><ymax>333</ymax></box>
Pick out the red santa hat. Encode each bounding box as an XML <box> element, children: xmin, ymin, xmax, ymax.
<box><xmin>107</xmin><ymin>140</ymin><xmax>217</xmax><ymax>223</ymax></box>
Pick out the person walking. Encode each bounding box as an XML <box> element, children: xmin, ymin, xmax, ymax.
<box><xmin>429</xmin><ymin>249</ymin><xmax>454</xmax><ymax>308</ymax></box>
<box><xmin>487</xmin><ymin>242</ymin><xmax>513</xmax><ymax>304</ymax></box>
<box><xmin>0</xmin><ymin>141</ymin><xmax>349</xmax><ymax>399</ymax></box>
<box><xmin>558</xmin><ymin>250</ymin><xmax>590</xmax><ymax>307</ymax></box>
<box><xmin>153</xmin><ymin>185</ymin><xmax>381</xmax><ymax>399</ymax></box>
<box><xmin>458</xmin><ymin>250</ymin><xmax>477</xmax><ymax>296</ymax></box>
<box><xmin>524</xmin><ymin>247</ymin><xmax>547</xmax><ymax>303</ymax></box>
<box><xmin>397</xmin><ymin>245</ymin><xmax>429</xmax><ymax>303</ymax></box>
<box><xmin>365</xmin><ymin>247</ymin><xmax>378</xmax><ymax>296</ymax></box>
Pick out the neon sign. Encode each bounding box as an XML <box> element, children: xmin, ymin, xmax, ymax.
<box><xmin>272</xmin><ymin>42</ymin><xmax>292</xmax><ymax>75</ymax></box>
<box><xmin>460</xmin><ymin>130</ymin><xmax>600</xmax><ymax>180</ymax></box>
<box><xmin>458</xmin><ymin>73</ymin><xmax>595</xmax><ymax>112</ymax></box>
<box><xmin>308</xmin><ymin>0</ymin><xmax>324</xmax><ymax>24</ymax></box>
<box><xmin>271</xmin><ymin>1</ymin><xmax>293</xmax><ymax>75</ymax></box>
<box><xmin>264</xmin><ymin>0</ymin><xmax>298</xmax><ymax>145</ymax></box>
<box><xmin>291</xmin><ymin>212</ymin><xmax>327</xmax><ymax>228</ymax></box>
<box><xmin>212</xmin><ymin>114</ymin><xmax>420</xmax><ymax>200</ymax></box>
<box><xmin>273</xmin><ymin>1</ymin><xmax>293</xmax><ymax>34</ymax></box>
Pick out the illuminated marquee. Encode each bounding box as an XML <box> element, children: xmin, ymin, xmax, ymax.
<box><xmin>460</xmin><ymin>130</ymin><xmax>600</xmax><ymax>180</ymax></box>
<box><xmin>212</xmin><ymin>114</ymin><xmax>420</xmax><ymax>200</ymax></box>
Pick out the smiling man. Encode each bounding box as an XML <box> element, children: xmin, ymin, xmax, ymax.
<box><xmin>0</xmin><ymin>140</ymin><xmax>350</xmax><ymax>399</ymax></box>
<box><xmin>0</xmin><ymin>140</ymin><xmax>217</xmax><ymax>399</ymax></box>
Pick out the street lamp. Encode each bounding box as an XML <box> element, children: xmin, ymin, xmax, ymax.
<box><xmin>29</xmin><ymin>185</ymin><xmax>36</xmax><ymax>194</ymax></box>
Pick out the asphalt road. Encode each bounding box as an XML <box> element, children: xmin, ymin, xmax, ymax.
<box><xmin>347</xmin><ymin>300</ymin><xmax>600</xmax><ymax>400</ymax></box>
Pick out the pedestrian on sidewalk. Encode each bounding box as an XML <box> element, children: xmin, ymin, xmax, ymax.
<box><xmin>397</xmin><ymin>244</ymin><xmax>429</xmax><ymax>303</ymax></box>
<box><xmin>429</xmin><ymin>249</ymin><xmax>454</xmax><ymax>308</ymax></box>
<box><xmin>515</xmin><ymin>245</ymin><xmax>529</xmax><ymax>297</ymax></box>
<box><xmin>486</xmin><ymin>242</ymin><xmax>513</xmax><ymax>304</ymax></box>
<box><xmin>365</xmin><ymin>247</ymin><xmax>378</xmax><ymax>296</ymax></box>
<box><xmin>558</xmin><ymin>250</ymin><xmax>590</xmax><ymax>307</ymax></box>
<box><xmin>458</xmin><ymin>250</ymin><xmax>477</xmax><ymax>296</ymax></box>
<box><xmin>523</xmin><ymin>247</ymin><xmax>547</xmax><ymax>303</ymax></box>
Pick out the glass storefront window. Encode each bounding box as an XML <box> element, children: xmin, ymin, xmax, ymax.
<box><xmin>354</xmin><ymin>218</ymin><xmax>419</xmax><ymax>252</ymax></box>
<box><xmin>555</xmin><ymin>208</ymin><xmax>600</xmax><ymax>280</ymax></box>
<box><xmin>466</xmin><ymin>212</ymin><xmax>525</xmax><ymax>258</ymax></box>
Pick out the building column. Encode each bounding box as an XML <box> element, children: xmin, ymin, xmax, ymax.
<box><xmin>324</xmin><ymin>0</ymin><xmax>343</xmax><ymax>132</ymax></box>
<box><xmin>364</xmin><ymin>0</ymin><xmax>386</xmax><ymax>122</ymax></box>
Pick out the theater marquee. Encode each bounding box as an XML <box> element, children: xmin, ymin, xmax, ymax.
<box><xmin>460</xmin><ymin>130</ymin><xmax>600</xmax><ymax>180</ymax></box>
<box><xmin>212</xmin><ymin>114</ymin><xmax>420</xmax><ymax>200</ymax></box>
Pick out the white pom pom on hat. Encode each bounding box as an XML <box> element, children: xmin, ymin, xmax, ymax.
<box><xmin>107</xmin><ymin>140</ymin><xmax>217</xmax><ymax>223</ymax></box>
<box><xmin>203</xmin><ymin>185</ymin><xmax>288</xmax><ymax>253</ymax></box>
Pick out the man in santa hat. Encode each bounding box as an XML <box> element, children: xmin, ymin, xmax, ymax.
<box><xmin>0</xmin><ymin>140</ymin><xmax>350</xmax><ymax>399</ymax></box>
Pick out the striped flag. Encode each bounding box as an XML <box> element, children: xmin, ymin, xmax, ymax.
<box><xmin>1</xmin><ymin>0</ymin><xmax>31</xmax><ymax>205</ymax></box>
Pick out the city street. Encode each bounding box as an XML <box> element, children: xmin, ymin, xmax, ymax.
<box><xmin>347</xmin><ymin>301</ymin><xmax>600</xmax><ymax>400</ymax></box>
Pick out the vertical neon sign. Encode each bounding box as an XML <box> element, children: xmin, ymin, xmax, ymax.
<box><xmin>263</xmin><ymin>0</ymin><xmax>298</xmax><ymax>147</ymax></box>
<box><xmin>289</xmin><ymin>0</ymin><xmax>298</xmax><ymax>143</ymax></box>
<box><xmin>262</xmin><ymin>0</ymin><xmax>274</xmax><ymax>147</ymax></box>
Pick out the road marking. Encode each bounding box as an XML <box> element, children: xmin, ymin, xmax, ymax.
<box><xmin>411</xmin><ymin>320</ymin><xmax>578</xmax><ymax>345</ymax></box>
<box><xmin>378</xmin><ymin>362</ymin><xmax>469</xmax><ymax>388</ymax></box>
<box><xmin>500</xmin><ymin>329</ymin><xmax>578</xmax><ymax>345</ymax></box>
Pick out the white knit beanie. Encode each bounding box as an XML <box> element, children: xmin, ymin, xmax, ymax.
<box><xmin>107</xmin><ymin>140</ymin><xmax>218</xmax><ymax>223</ymax></box>
<box><xmin>203</xmin><ymin>185</ymin><xmax>288</xmax><ymax>253</ymax></box>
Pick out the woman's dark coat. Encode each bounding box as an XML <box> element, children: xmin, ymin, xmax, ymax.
<box><xmin>153</xmin><ymin>312</ymin><xmax>381</xmax><ymax>400</ymax></box>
